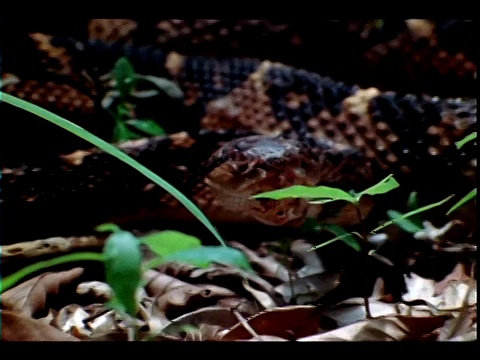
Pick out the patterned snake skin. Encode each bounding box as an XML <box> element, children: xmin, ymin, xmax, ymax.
<box><xmin>0</xmin><ymin>19</ymin><xmax>477</xmax><ymax>242</ymax></box>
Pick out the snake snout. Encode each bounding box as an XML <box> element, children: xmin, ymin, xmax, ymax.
<box><xmin>201</xmin><ymin>134</ymin><xmax>375</xmax><ymax>225</ymax></box>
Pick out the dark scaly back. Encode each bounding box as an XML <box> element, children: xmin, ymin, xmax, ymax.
<box><xmin>2</xmin><ymin>30</ymin><xmax>476</xmax><ymax>183</ymax></box>
<box><xmin>0</xmin><ymin>20</ymin><xmax>476</xmax><ymax>243</ymax></box>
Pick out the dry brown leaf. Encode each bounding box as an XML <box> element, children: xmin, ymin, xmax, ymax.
<box><xmin>403</xmin><ymin>273</ymin><xmax>436</xmax><ymax>303</ymax></box>
<box><xmin>153</xmin><ymin>262</ymin><xmax>198</xmax><ymax>278</ymax></box>
<box><xmin>190</xmin><ymin>267</ymin><xmax>280</xmax><ymax>302</ymax></box>
<box><xmin>163</xmin><ymin>307</ymin><xmax>239</xmax><ymax>331</ymax></box>
<box><xmin>445</xmin><ymin>331</ymin><xmax>477</xmax><ymax>341</ymax></box>
<box><xmin>138</xmin><ymin>297</ymin><xmax>171</xmax><ymax>330</ymax></box>
<box><xmin>1</xmin><ymin>310</ymin><xmax>80</xmax><ymax>341</ymax></box>
<box><xmin>404</xmin><ymin>272</ymin><xmax>476</xmax><ymax>311</ymax></box>
<box><xmin>161</xmin><ymin>306</ymin><xmax>239</xmax><ymax>340</ymax></box>
<box><xmin>51</xmin><ymin>304</ymin><xmax>94</xmax><ymax>338</ymax></box>
<box><xmin>216</xmin><ymin>297</ymin><xmax>259</xmax><ymax>316</ymax></box>
<box><xmin>183</xmin><ymin>323</ymin><xmax>226</xmax><ymax>341</ymax></box>
<box><xmin>155</xmin><ymin>262</ymin><xmax>278</xmax><ymax>301</ymax></box>
<box><xmin>76</xmin><ymin>281</ymin><xmax>113</xmax><ymax>300</ymax></box>
<box><xmin>244</xmin><ymin>335</ymin><xmax>289</xmax><ymax>341</ymax></box>
<box><xmin>2</xmin><ymin>268</ymin><xmax>85</xmax><ymax>317</ymax></box>
<box><xmin>220</xmin><ymin>305</ymin><xmax>325</xmax><ymax>341</ymax></box>
<box><xmin>144</xmin><ymin>270</ymin><xmax>236</xmax><ymax>318</ymax></box>
<box><xmin>436</xmin><ymin>308</ymin><xmax>477</xmax><ymax>341</ymax></box>
<box><xmin>435</xmin><ymin>263</ymin><xmax>473</xmax><ymax>294</ymax></box>
<box><xmin>153</xmin><ymin>284</ymin><xmax>236</xmax><ymax>319</ymax></box>
<box><xmin>437</xmin><ymin>281</ymin><xmax>476</xmax><ymax>310</ymax></box>
<box><xmin>144</xmin><ymin>269</ymin><xmax>194</xmax><ymax>296</ymax></box>
<box><xmin>229</xmin><ymin>241</ymin><xmax>290</xmax><ymax>282</ymax></box>
<box><xmin>290</xmin><ymin>239</ymin><xmax>325</xmax><ymax>277</ymax></box>
<box><xmin>275</xmin><ymin>272</ymin><xmax>340</xmax><ymax>304</ymax></box>
<box><xmin>240</xmin><ymin>280</ymin><xmax>277</xmax><ymax>309</ymax></box>
<box><xmin>1</xmin><ymin>236</ymin><xmax>104</xmax><ymax>263</ymax></box>
<box><xmin>322</xmin><ymin>298</ymin><xmax>400</xmax><ymax>327</ymax></box>
<box><xmin>297</xmin><ymin>314</ymin><xmax>450</xmax><ymax>341</ymax></box>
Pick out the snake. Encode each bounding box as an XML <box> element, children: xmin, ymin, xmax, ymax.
<box><xmin>0</xmin><ymin>19</ymin><xmax>477</xmax><ymax>243</ymax></box>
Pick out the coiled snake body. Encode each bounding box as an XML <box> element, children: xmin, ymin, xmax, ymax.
<box><xmin>0</xmin><ymin>19</ymin><xmax>476</xmax><ymax>242</ymax></box>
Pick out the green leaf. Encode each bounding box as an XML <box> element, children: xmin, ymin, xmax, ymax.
<box><xmin>103</xmin><ymin>231</ymin><xmax>143</xmax><ymax>316</ymax></box>
<box><xmin>126</xmin><ymin>119</ymin><xmax>166</xmax><ymax>137</ymax></box>
<box><xmin>1</xmin><ymin>252</ymin><xmax>105</xmax><ymax>294</ymax></box>
<box><xmin>136</xmin><ymin>75</ymin><xmax>184</xmax><ymax>100</ymax></box>
<box><xmin>356</xmin><ymin>174</ymin><xmax>399</xmax><ymax>200</ymax></box>
<box><xmin>113</xmin><ymin>57</ymin><xmax>136</xmax><ymax>100</ymax></box>
<box><xmin>455</xmin><ymin>132</ymin><xmax>476</xmax><ymax>150</ymax></box>
<box><xmin>152</xmin><ymin>246</ymin><xmax>253</xmax><ymax>271</ymax></box>
<box><xmin>446</xmin><ymin>188</ymin><xmax>477</xmax><ymax>215</ymax></box>
<box><xmin>113</xmin><ymin>118</ymin><xmax>137</xmax><ymax>142</ymax></box>
<box><xmin>386</xmin><ymin>210</ymin><xmax>424</xmax><ymax>234</ymax></box>
<box><xmin>371</xmin><ymin>194</ymin><xmax>455</xmax><ymax>234</ymax></box>
<box><xmin>0</xmin><ymin>93</ymin><xmax>227</xmax><ymax>248</ymax></box>
<box><xmin>251</xmin><ymin>185</ymin><xmax>357</xmax><ymax>204</ymax></box>
<box><xmin>141</xmin><ymin>230</ymin><xmax>201</xmax><ymax>257</ymax></box>
<box><xmin>311</xmin><ymin>223</ymin><xmax>362</xmax><ymax>252</ymax></box>
<box><xmin>310</xmin><ymin>233</ymin><xmax>355</xmax><ymax>251</ymax></box>
<box><xmin>407</xmin><ymin>191</ymin><xmax>420</xmax><ymax>211</ymax></box>
<box><xmin>405</xmin><ymin>191</ymin><xmax>423</xmax><ymax>227</ymax></box>
<box><xmin>116</xmin><ymin>102</ymin><xmax>133</xmax><ymax>118</ymax></box>
<box><xmin>95</xmin><ymin>223</ymin><xmax>122</xmax><ymax>233</ymax></box>
<box><xmin>251</xmin><ymin>175</ymin><xmax>399</xmax><ymax>206</ymax></box>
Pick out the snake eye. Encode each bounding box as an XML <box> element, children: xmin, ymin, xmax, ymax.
<box><xmin>276</xmin><ymin>210</ymin><xmax>285</xmax><ymax>217</ymax></box>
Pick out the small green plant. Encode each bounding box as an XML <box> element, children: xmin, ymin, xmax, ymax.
<box><xmin>385</xmin><ymin>133</ymin><xmax>477</xmax><ymax>234</ymax></box>
<box><xmin>252</xmin><ymin>174</ymin><xmax>456</xmax><ymax>250</ymax></box>
<box><xmin>100</xmin><ymin>227</ymin><xmax>251</xmax><ymax>324</ymax></box>
<box><xmin>96</xmin><ymin>224</ymin><xmax>253</xmax><ymax>272</ymax></box>
<box><xmin>386</xmin><ymin>191</ymin><xmax>424</xmax><ymax>234</ymax></box>
<box><xmin>104</xmin><ymin>56</ymin><xmax>184</xmax><ymax>142</ymax></box>
<box><xmin>446</xmin><ymin>132</ymin><xmax>477</xmax><ymax>215</ymax></box>
<box><xmin>251</xmin><ymin>175</ymin><xmax>456</xmax><ymax>316</ymax></box>
<box><xmin>1</xmin><ymin>225</ymin><xmax>251</xmax><ymax>342</ymax></box>
<box><xmin>252</xmin><ymin>174</ymin><xmax>401</xmax><ymax>250</ymax></box>
<box><xmin>102</xmin><ymin>230</ymin><xmax>143</xmax><ymax>317</ymax></box>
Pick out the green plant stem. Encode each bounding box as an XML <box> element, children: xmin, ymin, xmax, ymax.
<box><xmin>310</xmin><ymin>236</ymin><xmax>346</xmax><ymax>250</ymax></box>
<box><xmin>370</xmin><ymin>194</ymin><xmax>455</xmax><ymax>234</ymax></box>
<box><xmin>354</xmin><ymin>203</ymin><xmax>368</xmax><ymax>241</ymax></box>
<box><xmin>353</xmin><ymin>203</ymin><xmax>373</xmax><ymax>319</ymax></box>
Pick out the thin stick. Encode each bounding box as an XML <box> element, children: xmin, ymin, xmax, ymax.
<box><xmin>232</xmin><ymin>309</ymin><xmax>260</xmax><ymax>339</ymax></box>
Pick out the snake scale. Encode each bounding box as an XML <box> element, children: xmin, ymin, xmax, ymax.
<box><xmin>0</xmin><ymin>19</ymin><xmax>477</xmax><ymax>243</ymax></box>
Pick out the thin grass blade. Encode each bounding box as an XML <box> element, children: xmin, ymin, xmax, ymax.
<box><xmin>455</xmin><ymin>132</ymin><xmax>476</xmax><ymax>149</ymax></box>
<box><xmin>1</xmin><ymin>92</ymin><xmax>226</xmax><ymax>247</ymax></box>
<box><xmin>371</xmin><ymin>194</ymin><xmax>455</xmax><ymax>234</ymax></box>
<box><xmin>386</xmin><ymin>210</ymin><xmax>424</xmax><ymax>233</ymax></box>
<box><xmin>446</xmin><ymin>188</ymin><xmax>476</xmax><ymax>215</ymax></box>
<box><xmin>356</xmin><ymin>174</ymin><xmax>399</xmax><ymax>200</ymax></box>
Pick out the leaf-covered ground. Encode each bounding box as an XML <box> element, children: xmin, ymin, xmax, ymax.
<box><xmin>1</xmin><ymin>221</ymin><xmax>476</xmax><ymax>341</ymax></box>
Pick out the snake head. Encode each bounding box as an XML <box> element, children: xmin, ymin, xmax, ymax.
<box><xmin>197</xmin><ymin>135</ymin><xmax>375</xmax><ymax>226</ymax></box>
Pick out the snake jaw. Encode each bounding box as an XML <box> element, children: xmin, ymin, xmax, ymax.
<box><xmin>199</xmin><ymin>134</ymin><xmax>375</xmax><ymax>226</ymax></box>
<box><xmin>199</xmin><ymin>135</ymin><xmax>322</xmax><ymax>224</ymax></box>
